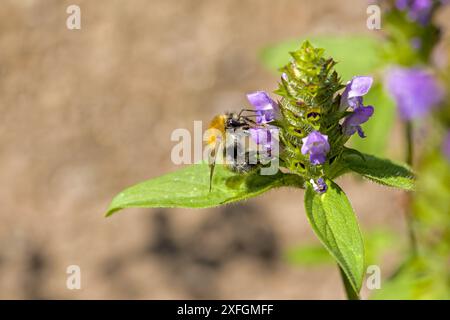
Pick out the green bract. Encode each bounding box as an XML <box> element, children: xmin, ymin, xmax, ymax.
<box><xmin>275</xmin><ymin>41</ymin><xmax>345</xmax><ymax>180</ymax></box>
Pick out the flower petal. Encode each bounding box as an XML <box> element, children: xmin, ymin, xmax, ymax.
<box><xmin>310</xmin><ymin>153</ymin><xmax>327</xmax><ymax>165</ymax></box>
<box><xmin>301</xmin><ymin>131</ymin><xmax>330</xmax><ymax>165</ymax></box>
<box><xmin>342</xmin><ymin>105</ymin><xmax>374</xmax><ymax>137</ymax></box>
<box><xmin>340</xmin><ymin>76</ymin><xmax>373</xmax><ymax>111</ymax></box>
<box><xmin>385</xmin><ymin>67</ymin><xmax>444</xmax><ymax>120</ymax></box>
<box><xmin>246</xmin><ymin>91</ymin><xmax>279</xmax><ymax>124</ymax></box>
<box><xmin>311</xmin><ymin>178</ymin><xmax>328</xmax><ymax>194</ymax></box>
<box><xmin>347</xmin><ymin>76</ymin><xmax>373</xmax><ymax>99</ymax></box>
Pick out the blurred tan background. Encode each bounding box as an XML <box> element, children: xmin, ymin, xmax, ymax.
<box><xmin>0</xmin><ymin>0</ymin><xmax>447</xmax><ymax>299</ymax></box>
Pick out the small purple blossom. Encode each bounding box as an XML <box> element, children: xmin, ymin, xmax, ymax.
<box><xmin>301</xmin><ymin>131</ymin><xmax>330</xmax><ymax>165</ymax></box>
<box><xmin>310</xmin><ymin>178</ymin><xmax>328</xmax><ymax>194</ymax></box>
<box><xmin>443</xmin><ymin>131</ymin><xmax>450</xmax><ymax>161</ymax></box>
<box><xmin>342</xmin><ymin>105</ymin><xmax>375</xmax><ymax>138</ymax></box>
<box><xmin>247</xmin><ymin>91</ymin><xmax>279</xmax><ymax>124</ymax></box>
<box><xmin>411</xmin><ymin>37</ymin><xmax>422</xmax><ymax>50</ymax></box>
<box><xmin>396</xmin><ymin>0</ymin><xmax>434</xmax><ymax>25</ymax></box>
<box><xmin>340</xmin><ymin>76</ymin><xmax>373</xmax><ymax>111</ymax></box>
<box><xmin>385</xmin><ymin>67</ymin><xmax>444</xmax><ymax>120</ymax></box>
<box><xmin>249</xmin><ymin>126</ymin><xmax>279</xmax><ymax>157</ymax></box>
<box><xmin>249</xmin><ymin>127</ymin><xmax>273</xmax><ymax>148</ymax></box>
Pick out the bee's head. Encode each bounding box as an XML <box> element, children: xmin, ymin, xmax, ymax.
<box><xmin>226</xmin><ymin>113</ymin><xmax>245</xmax><ymax>128</ymax></box>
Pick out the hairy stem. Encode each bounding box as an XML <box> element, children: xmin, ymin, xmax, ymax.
<box><xmin>405</xmin><ymin>121</ymin><xmax>418</xmax><ymax>257</ymax></box>
<box><xmin>339</xmin><ymin>266</ymin><xmax>360</xmax><ymax>300</ymax></box>
<box><xmin>406</xmin><ymin>122</ymin><xmax>413</xmax><ymax>166</ymax></box>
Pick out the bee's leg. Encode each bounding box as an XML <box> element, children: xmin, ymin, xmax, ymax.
<box><xmin>241</xmin><ymin>116</ymin><xmax>266</xmax><ymax>127</ymax></box>
<box><xmin>208</xmin><ymin>142</ymin><xmax>221</xmax><ymax>192</ymax></box>
<box><xmin>209</xmin><ymin>162</ymin><xmax>215</xmax><ymax>192</ymax></box>
<box><xmin>238</xmin><ymin>108</ymin><xmax>259</xmax><ymax>117</ymax></box>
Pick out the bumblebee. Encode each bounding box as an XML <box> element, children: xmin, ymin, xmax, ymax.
<box><xmin>205</xmin><ymin>111</ymin><xmax>261</xmax><ymax>191</ymax></box>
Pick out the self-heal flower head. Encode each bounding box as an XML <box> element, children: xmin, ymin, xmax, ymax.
<box><xmin>340</xmin><ymin>76</ymin><xmax>373</xmax><ymax>111</ymax></box>
<box><xmin>301</xmin><ymin>131</ymin><xmax>330</xmax><ymax>165</ymax></box>
<box><xmin>385</xmin><ymin>67</ymin><xmax>444</xmax><ymax>120</ymax></box>
<box><xmin>342</xmin><ymin>105</ymin><xmax>375</xmax><ymax>138</ymax></box>
<box><xmin>246</xmin><ymin>91</ymin><xmax>279</xmax><ymax>124</ymax></box>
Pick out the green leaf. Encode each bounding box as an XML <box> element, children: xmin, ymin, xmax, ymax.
<box><xmin>343</xmin><ymin>150</ymin><xmax>415</xmax><ymax>190</ymax></box>
<box><xmin>350</xmin><ymin>83</ymin><xmax>396</xmax><ymax>157</ymax></box>
<box><xmin>261</xmin><ymin>35</ymin><xmax>380</xmax><ymax>82</ymax></box>
<box><xmin>106</xmin><ymin>163</ymin><xmax>304</xmax><ymax>216</ymax></box>
<box><xmin>304</xmin><ymin>180</ymin><xmax>365</xmax><ymax>295</ymax></box>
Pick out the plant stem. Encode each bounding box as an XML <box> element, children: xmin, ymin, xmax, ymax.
<box><xmin>338</xmin><ymin>266</ymin><xmax>360</xmax><ymax>300</ymax></box>
<box><xmin>405</xmin><ymin>121</ymin><xmax>418</xmax><ymax>257</ymax></box>
<box><xmin>406</xmin><ymin>121</ymin><xmax>414</xmax><ymax>166</ymax></box>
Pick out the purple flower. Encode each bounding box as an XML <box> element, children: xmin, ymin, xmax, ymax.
<box><xmin>342</xmin><ymin>105</ymin><xmax>375</xmax><ymax>138</ymax></box>
<box><xmin>396</xmin><ymin>0</ymin><xmax>434</xmax><ymax>25</ymax></box>
<box><xmin>249</xmin><ymin>126</ymin><xmax>279</xmax><ymax>157</ymax></box>
<box><xmin>411</xmin><ymin>37</ymin><xmax>422</xmax><ymax>50</ymax></box>
<box><xmin>249</xmin><ymin>127</ymin><xmax>273</xmax><ymax>148</ymax></box>
<box><xmin>246</xmin><ymin>91</ymin><xmax>279</xmax><ymax>124</ymax></box>
<box><xmin>310</xmin><ymin>178</ymin><xmax>328</xmax><ymax>194</ymax></box>
<box><xmin>385</xmin><ymin>67</ymin><xmax>444</xmax><ymax>120</ymax></box>
<box><xmin>443</xmin><ymin>131</ymin><xmax>450</xmax><ymax>161</ymax></box>
<box><xmin>389</xmin><ymin>0</ymin><xmax>449</xmax><ymax>24</ymax></box>
<box><xmin>340</xmin><ymin>76</ymin><xmax>373</xmax><ymax>111</ymax></box>
<box><xmin>301</xmin><ymin>131</ymin><xmax>330</xmax><ymax>165</ymax></box>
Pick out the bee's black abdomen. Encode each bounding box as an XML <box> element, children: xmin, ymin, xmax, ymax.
<box><xmin>224</xmin><ymin>140</ymin><xmax>259</xmax><ymax>174</ymax></box>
